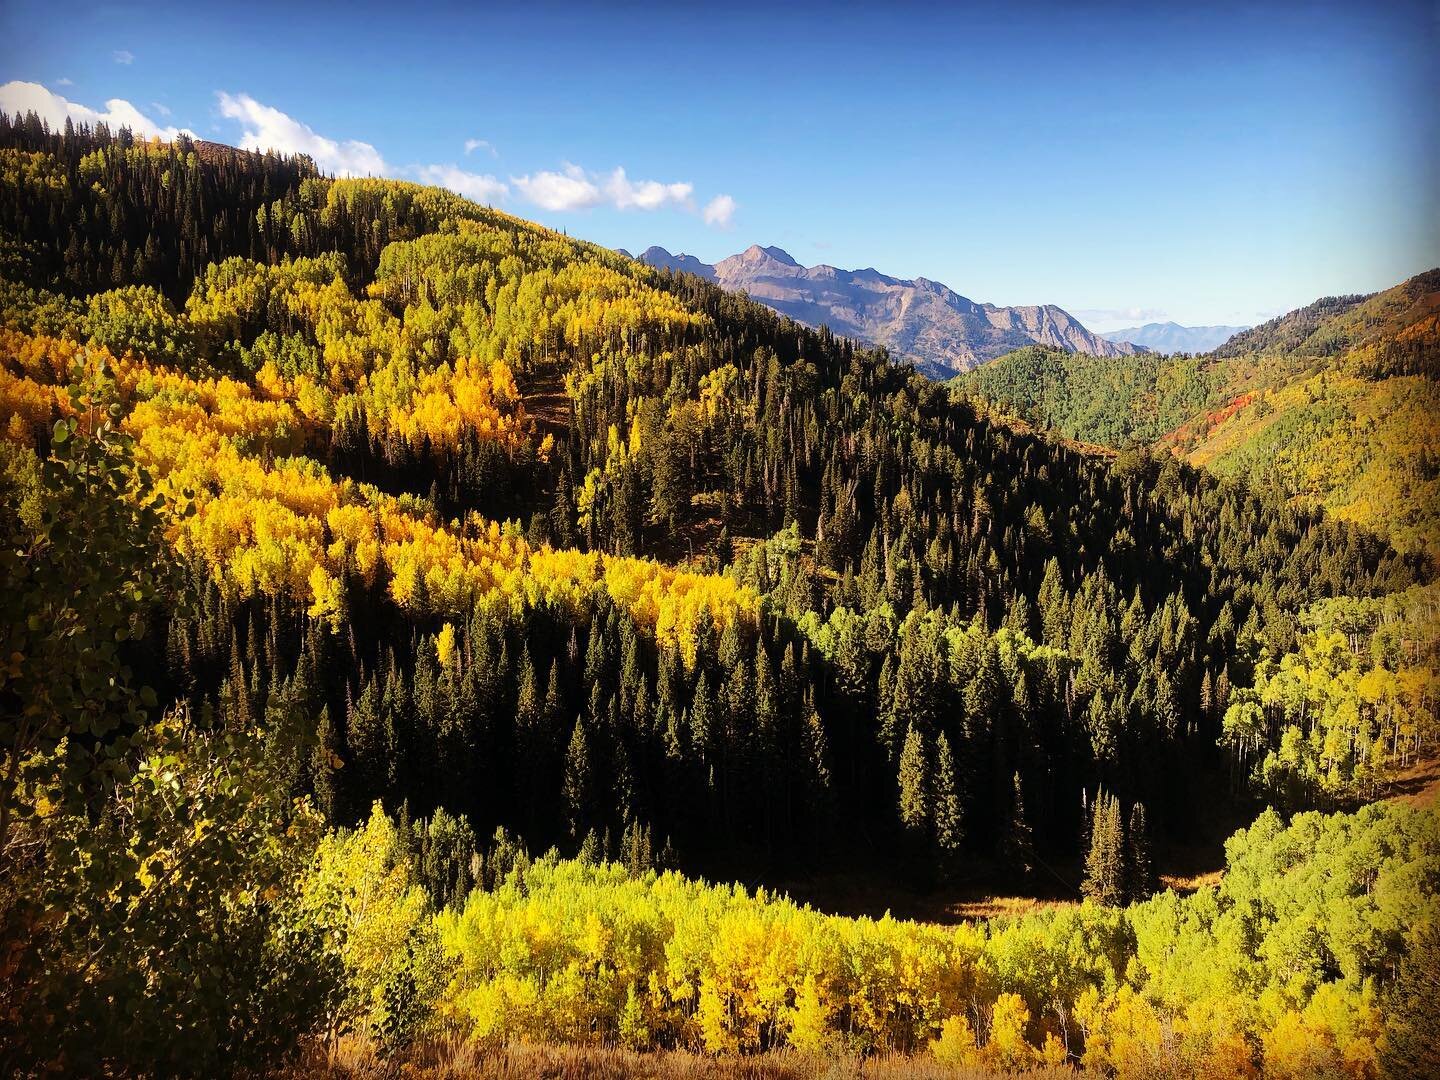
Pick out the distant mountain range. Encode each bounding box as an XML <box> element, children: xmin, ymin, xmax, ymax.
<box><xmin>620</xmin><ymin>244</ymin><xmax>1142</xmax><ymax>377</ymax></box>
<box><xmin>1098</xmin><ymin>322</ymin><xmax>1249</xmax><ymax>354</ymax></box>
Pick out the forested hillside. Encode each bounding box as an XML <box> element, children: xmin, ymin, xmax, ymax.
<box><xmin>951</xmin><ymin>272</ymin><xmax>1440</xmax><ymax>558</ymax></box>
<box><xmin>2</xmin><ymin>117</ymin><xmax>1436</xmax><ymax>1076</ymax></box>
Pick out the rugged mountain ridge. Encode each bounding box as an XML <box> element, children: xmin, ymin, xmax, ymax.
<box><xmin>634</xmin><ymin>243</ymin><xmax>1142</xmax><ymax>377</ymax></box>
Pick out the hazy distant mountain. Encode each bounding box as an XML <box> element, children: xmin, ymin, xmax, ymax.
<box><xmin>634</xmin><ymin>244</ymin><xmax>1142</xmax><ymax>377</ymax></box>
<box><xmin>1099</xmin><ymin>322</ymin><xmax>1249</xmax><ymax>355</ymax></box>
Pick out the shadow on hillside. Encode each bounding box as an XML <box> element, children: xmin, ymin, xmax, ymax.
<box><xmin>708</xmin><ymin>777</ymin><xmax>1263</xmax><ymax>926</ymax></box>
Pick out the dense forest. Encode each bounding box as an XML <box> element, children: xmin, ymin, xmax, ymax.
<box><xmin>1</xmin><ymin>116</ymin><xmax>1436</xmax><ymax>1077</ymax></box>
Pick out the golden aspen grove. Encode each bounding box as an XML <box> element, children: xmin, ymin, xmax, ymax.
<box><xmin>0</xmin><ymin>45</ymin><xmax>1437</xmax><ymax>1080</ymax></box>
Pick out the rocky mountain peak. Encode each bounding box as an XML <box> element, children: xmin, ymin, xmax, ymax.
<box><xmin>635</xmin><ymin>244</ymin><xmax>1141</xmax><ymax>376</ymax></box>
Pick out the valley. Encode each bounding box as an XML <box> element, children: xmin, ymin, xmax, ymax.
<box><xmin>952</xmin><ymin>270</ymin><xmax>1440</xmax><ymax>559</ymax></box>
<box><xmin>0</xmin><ymin>116</ymin><xmax>1434</xmax><ymax>1079</ymax></box>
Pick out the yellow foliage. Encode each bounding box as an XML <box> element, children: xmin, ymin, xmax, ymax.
<box><xmin>436</xmin><ymin>622</ymin><xmax>458</xmax><ymax>672</ymax></box>
<box><xmin>301</xmin><ymin>804</ymin><xmax>447</xmax><ymax>1038</ymax></box>
<box><xmin>785</xmin><ymin>973</ymin><xmax>834</xmax><ymax>1054</ymax></box>
<box><xmin>984</xmin><ymin>992</ymin><xmax>1036</xmax><ymax>1072</ymax></box>
<box><xmin>0</xmin><ymin>324</ymin><xmax>754</xmax><ymax>656</ymax></box>
<box><xmin>930</xmin><ymin>1013</ymin><xmax>980</xmax><ymax>1066</ymax></box>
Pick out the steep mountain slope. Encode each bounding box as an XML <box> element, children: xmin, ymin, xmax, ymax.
<box><xmin>1209</xmin><ymin>293</ymin><xmax>1371</xmax><ymax>357</ymax></box>
<box><xmin>637</xmin><ymin>243</ymin><xmax>1141</xmax><ymax>376</ymax></box>
<box><xmin>952</xmin><ymin>346</ymin><xmax>1221</xmax><ymax>447</ymax></box>
<box><xmin>1099</xmin><ymin>321</ymin><xmax>1248</xmax><ymax>354</ymax></box>
<box><xmin>953</xmin><ymin>270</ymin><xmax>1440</xmax><ymax>556</ymax></box>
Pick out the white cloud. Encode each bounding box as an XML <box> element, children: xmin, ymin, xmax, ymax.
<box><xmin>512</xmin><ymin>163</ymin><xmax>603</xmax><ymax>211</ymax></box>
<box><xmin>217</xmin><ymin>91</ymin><xmax>387</xmax><ymax>177</ymax></box>
<box><xmin>512</xmin><ymin>162</ymin><xmax>703</xmax><ymax>215</ymax></box>
<box><xmin>604</xmin><ymin>167</ymin><xmax>692</xmax><ymax>211</ymax></box>
<box><xmin>412</xmin><ymin>163</ymin><xmax>508</xmax><ymax>204</ymax></box>
<box><xmin>112</xmin><ymin>50</ymin><xmax>135</xmax><ymax>65</ymax></box>
<box><xmin>703</xmin><ymin>193</ymin><xmax>737</xmax><ymax>229</ymax></box>
<box><xmin>0</xmin><ymin>80</ymin><xmax>187</xmax><ymax>140</ymax></box>
<box><xmin>464</xmin><ymin>137</ymin><xmax>497</xmax><ymax>158</ymax></box>
<box><xmin>53</xmin><ymin>77</ymin><xmax>73</xmax><ymax>87</ymax></box>
<box><xmin>17</xmin><ymin>82</ymin><xmax>728</xmax><ymax>226</ymax></box>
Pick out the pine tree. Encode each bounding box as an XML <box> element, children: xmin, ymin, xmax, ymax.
<box><xmin>1038</xmin><ymin>558</ymin><xmax>1070</xmax><ymax>646</ymax></box>
<box><xmin>1379</xmin><ymin>922</ymin><xmax>1440</xmax><ymax>1080</ymax></box>
<box><xmin>544</xmin><ymin>659</ymin><xmax>564</xmax><ymax>732</ymax></box>
<box><xmin>1126</xmin><ymin>801</ymin><xmax>1155</xmax><ymax>901</ymax></box>
<box><xmin>753</xmin><ymin>645</ymin><xmax>780</xmax><ymax>846</ymax></box>
<box><xmin>514</xmin><ymin>646</ymin><xmax>545</xmax><ymax>830</ymax></box>
<box><xmin>621</xmin><ymin>817</ymin><xmax>653</xmax><ymax>876</ymax></box>
<box><xmin>576</xmin><ymin>828</ymin><xmax>602</xmax><ymax>865</ymax></box>
<box><xmin>1002</xmin><ymin>770</ymin><xmax>1035</xmax><ymax>878</ymax></box>
<box><xmin>833</xmin><ymin>615</ymin><xmax>869</xmax><ymax>707</ymax></box>
<box><xmin>348</xmin><ymin>676</ymin><xmax>386</xmax><ymax>814</ymax></box>
<box><xmin>562</xmin><ymin>717</ymin><xmax>592</xmax><ymax>840</ymax></box>
<box><xmin>932</xmin><ymin>732</ymin><xmax>964</xmax><ymax>876</ymax></box>
<box><xmin>802</xmin><ymin>696</ymin><xmax>833</xmax><ymax>805</ymax></box>
<box><xmin>515</xmin><ymin>645</ymin><xmax>541</xmax><ymax>734</ymax></box>
<box><xmin>897</xmin><ymin>724</ymin><xmax>929</xmax><ymax>846</ymax></box>
<box><xmin>690</xmin><ymin>675</ymin><xmax>714</xmax><ymax>765</ymax></box>
<box><xmin>1082</xmin><ymin>790</ymin><xmax>1127</xmax><ymax>906</ymax></box>
<box><xmin>309</xmin><ymin>704</ymin><xmax>339</xmax><ymax>824</ymax></box>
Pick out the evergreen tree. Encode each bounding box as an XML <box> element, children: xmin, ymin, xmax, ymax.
<box><xmin>932</xmin><ymin>732</ymin><xmax>964</xmax><ymax>878</ymax></box>
<box><xmin>897</xmin><ymin>724</ymin><xmax>929</xmax><ymax>847</ymax></box>
<box><xmin>1379</xmin><ymin>923</ymin><xmax>1440</xmax><ymax>1080</ymax></box>
<box><xmin>1126</xmin><ymin>801</ymin><xmax>1156</xmax><ymax>901</ymax></box>
<box><xmin>620</xmin><ymin>818</ymin><xmax>653</xmax><ymax>876</ymax></box>
<box><xmin>348</xmin><ymin>676</ymin><xmax>386</xmax><ymax>817</ymax></box>
<box><xmin>1082</xmin><ymin>790</ymin><xmax>1127</xmax><ymax>906</ymax></box>
<box><xmin>514</xmin><ymin>645</ymin><xmax>544</xmax><ymax>829</ymax></box>
<box><xmin>1002</xmin><ymin>770</ymin><xmax>1035</xmax><ymax>878</ymax></box>
<box><xmin>309</xmin><ymin>705</ymin><xmax>339</xmax><ymax>824</ymax></box>
<box><xmin>543</xmin><ymin>659</ymin><xmax>564</xmax><ymax>734</ymax></box>
<box><xmin>690</xmin><ymin>675</ymin><xmax>714</xmax><ymax>766</ymax></box>
<box><xmin>562</xmin><ymin>717</ymin><xmax>592</xmax><ymax>840</ymax></box>
<box><xmin>576</xmin><ymin>829</ymin><xmax>602</xmax><ymax>865</ymax></box>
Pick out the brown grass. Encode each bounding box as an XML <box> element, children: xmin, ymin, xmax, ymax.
<box><xmin>1385</xmin><ymin>753</ymin><xmax>1440</xmax><ymax>809</ymax></box>
<box><xmin>286</xmin><ymin>1037</ymin><xmax>1073</xmax><ymax>1079</ymax></box>
<box><xmin>519</xmin><ymin>370</ymin><xmax>574</xmax><ymax>438</ymax></box>
<box><xmin>1158</xmin><ymin>868</ymin><xmax>1224</xmax><ymax>893</ymax></box>
<box><xmin>942</xmin><ymin>894</ymin><xmax>1076</xmax><ymax>922</ymax></box>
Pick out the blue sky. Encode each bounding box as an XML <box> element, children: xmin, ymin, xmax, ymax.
<box><xmin>2</xmin><ymin>0</ymin><xmax>1436</xmax><ymax>329</ymax></box>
